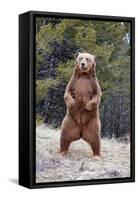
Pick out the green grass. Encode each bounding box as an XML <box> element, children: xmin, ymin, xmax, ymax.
<box><xmin>36</xmin><ymin>115</ymin><xmax>43</xmax><ymax>126</ymax></box>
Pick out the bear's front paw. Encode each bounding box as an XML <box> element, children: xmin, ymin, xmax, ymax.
<box><xmin>85</xmin><ymin>100</ymin><xmax>98</xmax><ymax>111</ymax></box>
<box><xmin>85</xmin><ymin>101</ymin><xmax>93</xmax><ymax>111</ymax></box>
<box><xmin>66</xmin><ymin>97</ymin><xmax>75</xmax><ymax>108</ymax></box>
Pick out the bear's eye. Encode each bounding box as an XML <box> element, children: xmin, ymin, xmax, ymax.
<box><xmin>80</xmin><ymin>57</ymin><xmax>83</xmax><ymax>60</ymax></box>
<box><xmin>86</xmin><ymin>58</ymin><xmax>89</xmax><ymax>61</ymax></box>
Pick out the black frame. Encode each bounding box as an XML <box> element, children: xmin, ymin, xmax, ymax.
<box><xmin>19</xmin><ymin>11</ymin><xmax>135</xmax><ymax>189</ymax></box>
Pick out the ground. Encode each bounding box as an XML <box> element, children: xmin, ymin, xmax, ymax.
<box><xmin>36</xmin><ymin>124</ymin><xmax>130</xmax><ymax>183</ymax></box>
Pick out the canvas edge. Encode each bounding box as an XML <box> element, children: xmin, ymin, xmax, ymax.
<box><xmin>19</xmin><ymin>10</ymin><xmax>135</xmax><ymax>189</ymax></box>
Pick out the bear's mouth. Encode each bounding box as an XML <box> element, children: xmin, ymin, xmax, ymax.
<box><xmin>80</xmin><ymin>67</ymin><xmax>89</xmax><ymax>72</ymax></box>
<box><xmin>81</xmin><ymin>65</ymin><xmax>87</xmax><ymax>70</ymax></box>
<box><xmin>82</xmin><ymin>67</ymin><xmax>87</xmax><ymax>70</ymax></box>
<box><xmin>80</xmin><ymin>65</ymin><xmax>87</xmax><ymax>70</ymax></box>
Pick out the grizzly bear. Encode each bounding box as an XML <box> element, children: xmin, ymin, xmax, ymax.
<box><xmin>60</xmin><ymin>52</ymin><xmax>102</xmax><ymax>159</ymax></box>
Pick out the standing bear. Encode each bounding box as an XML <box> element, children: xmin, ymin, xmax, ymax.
<box><xmin>60</xmin><ymin>52</ymin><xmax>102</xmax><ymax>159</ymax></box>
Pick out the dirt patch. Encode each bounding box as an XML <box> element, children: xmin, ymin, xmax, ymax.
<box><xmin>36</xmin><ymin>125</ymin><xmax>130</xmax><ymax>183</ymax></box>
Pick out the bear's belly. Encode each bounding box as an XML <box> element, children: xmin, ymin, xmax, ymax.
<box><xmin>69</xmin><ymin>78</ymin><xmax>93</xmax><ymax>124</ymax></box>
<box><xmin>69</xmin><ymin>106</ymin><xmax>94</xmax><ymax>125</ymax></box>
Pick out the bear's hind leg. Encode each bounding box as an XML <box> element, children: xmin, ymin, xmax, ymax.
<box><xmin>60</xmin><ymin>115</ymin><xmax>80</xmax><ymax>155</ymax></box>
<box><xmin>90</xmin><ymin>134</ymin><xmax>101</xmax><ymax>159</ymax></box>
<box><xmin>82</xmin><ymin>118</ymin><xmax>101</xmax><ymax>159</ymax></box>
<box><xmin>60</xmin><ymin>133</ymin><xmax>71</xmax><ymax>155</ymax></box>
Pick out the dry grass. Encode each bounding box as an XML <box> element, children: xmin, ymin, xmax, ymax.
<box><xmin>36</xmin><ymin>125</ymin><xmax>130</xmax><ymax>183</ymax></box>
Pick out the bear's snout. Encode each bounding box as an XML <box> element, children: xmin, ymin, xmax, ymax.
<box><xmin>81</xmin><ymin>62</ymin><xmax>87</xmax><ymax>70</ymax></box>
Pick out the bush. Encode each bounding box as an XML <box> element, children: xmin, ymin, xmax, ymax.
<box><xmin>36</xmin><ymin>78</ymin><xmax>59</xmax><ymax>103</ymax></box>
<box><xmin>57</xmin><ymin>60</ymin><xmax>75</xmax><ymax>82</ymax></box>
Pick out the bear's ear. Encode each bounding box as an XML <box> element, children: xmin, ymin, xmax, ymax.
<box><xmin>92</xmin><ymin>55</ymin><xmax>96</xmax><ymax>71</ymax></box>
<box><xmin>75</xmin><ymin>51</ymin><xmax>81</xmax><ymax>60</ymax></box>
<box><xmin>75</xmin><ymin>60</ymin><xmax>79</xmax><ymax>68</ymax></box>
<box><xmin>92</xmin><ymin>55</ymin><xmax>96</xmax><ymax>60</ymax></box>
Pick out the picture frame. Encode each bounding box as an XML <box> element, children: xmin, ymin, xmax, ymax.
<box><xmin>19</xmin><ymin>11</ymin><xmax>135</xmax><ymax>189</ymax></box>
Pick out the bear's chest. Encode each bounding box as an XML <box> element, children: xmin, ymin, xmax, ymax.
<box><xmin>72</xmin><ymin>78</ymin><xmax>93</xmax><ymax>102</ymax></box>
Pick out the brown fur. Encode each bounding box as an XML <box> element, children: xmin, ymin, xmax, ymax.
<box><xmin>60</xmin><ymin>53</ymin><xmax>102</xmax><ymax>158</ymax></box>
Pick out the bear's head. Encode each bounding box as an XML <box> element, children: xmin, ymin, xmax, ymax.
<box><xmin>76</xmin><ymin>52</ymin><xmax>96</xmax><ymax>74</ymax></box>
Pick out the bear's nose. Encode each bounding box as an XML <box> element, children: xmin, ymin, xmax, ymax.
<box><xmin>81</xmin><ymin>63</ymin><xmax>86</xmax><ymax>70</ymax></box>
<box><xmin>81</xmin><ymin>63</ymin><xmax>85</xmax><ymax>68</ymax></box>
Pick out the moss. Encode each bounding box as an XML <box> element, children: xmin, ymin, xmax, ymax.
<box><xmin>36</xmin><ymin>115</ymin><xmax>43</xmax><ymax>126</ymax></box>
